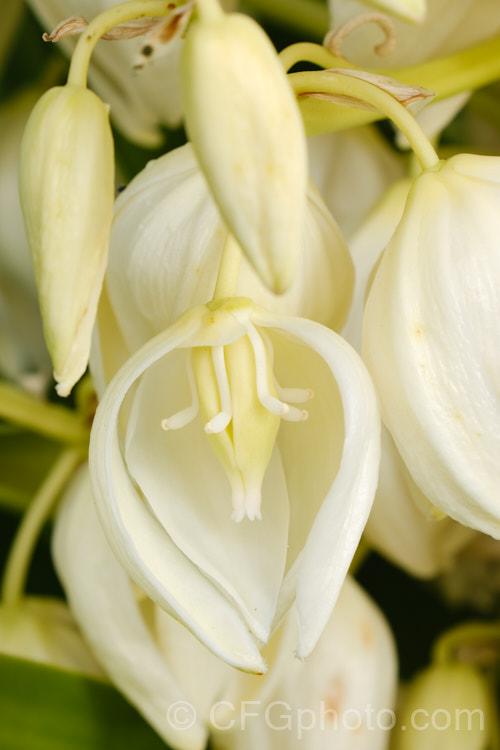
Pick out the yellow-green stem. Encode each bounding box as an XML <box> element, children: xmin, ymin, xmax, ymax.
<box><xmin>279</xmin><ymin>41</ymin><xmax>344</xmax><ymax>73</ymax></box>
<box><xmin>283</xmin><ymin>34</ymin><xmax>500</xmax><ymax>136</ymax></box>
<box><xmin>212</xmin><ymin>234</ymin><xmax>243</xmax><ymax>301</ymax></box>
<box><xmin>433</xmin><ymin>622</ymin><xmax>500</xmax><ymax>666</ymax></box>
<box><xmin>0</xmin><ymin>382</ymin><xmax>89</xmax><ymax>444</ymax></box>
<box><xmin>1</xmin><ymin>448</ymin><xmax>84</xmax><ymax>608</ymax></box>
<box><xmin>67</xmin><ymin>0</ymin><xmax>177</xmax><ymax>87</ymax></box>
<box><xmin>291</xmin><ymin>69</ymin><xmax>440</xmax><ymax>170</ymax></box>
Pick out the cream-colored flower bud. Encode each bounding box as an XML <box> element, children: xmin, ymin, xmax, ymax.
<box><xmin>181</xmin><ymin>1</ymin><xmax>307</xmax><ymax>294</ymax></box>
<box><xmin>19</xmin><ymin>84</ymin><xmax>114</xmax><ymax>396</ymax></box>
<box><xmin>393</xmin><ymin>663</ymin><xmax>492</xmax><ymax>749</ymax></box>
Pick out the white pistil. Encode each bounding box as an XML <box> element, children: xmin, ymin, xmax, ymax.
<box><xmin>161</xmin><ymin>353</ymin><xmax>199</xmax><ymax>431</ymax></box>
<box><xmin>246</xmin><ymin>324</ymin><xmax>309</xmax><ymax>422</ymax></box>
<box><xmin>204</xmin><ymin>346</ymin><xmax>232</xmax><ymax>434</ymax></box>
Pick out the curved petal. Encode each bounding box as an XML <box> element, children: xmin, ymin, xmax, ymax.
<box><xmin>252</xmin><ymin>310</ymin><xmax>380</xmax><ymax>658</ymax></box>
<box><xmin>0</xmin><ymin>597</ymin><xmax>103</xmax><ymax>676</ymax></box>
<box><xmin>341</xmin><ymin>177</ymin><xmax>412</xmax><ymax>352</ymax></box>
<box><xmin>106</xmin><ymin>143</ymin><xmax>352</xmax><ymax>355</ymax></box>
<box><xmin>308</xmin><ymin>128</ymin><xmax>405</xmax><ymax>240</ymax></box>
<box><xmin>89</xmin><ymin>307</ymin><xmax>267</xmax><ymax>672</ymax></box>
<box><xmin>363</xmin><ymin>154</ymin><xmax>500</xmax><ymax>537</ymax></box>
<box><xmin>366</xmin><ymin>427</ymin><xmax>475</xmax><ymax>577</ymax></box>
<box><xmin>212</xmin><ymin>578</ymin><xmax>397</xmax><ymax>750</ymax></box>
<box><xmin>362</xmin><ymin>0</ymin><xmax>426</xmax><ymax>23</ymax></box>
<box><xmin>125</xmin><ymin>348</ymin><xmax>290</xmax><ymax>643</ymax></box>
<box><xmin>53</xmin><ymin>466</ymin><xmax>209</xmax><ymax>750</ymax></box>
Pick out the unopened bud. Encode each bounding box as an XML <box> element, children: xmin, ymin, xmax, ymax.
<box><xmin>181</xmin><ymin>4</ymin><xmax>307</xmax><ymax>294</ymax></box>
<box><xmin>393</xmin><ymin>663</ymin><xmax>493</xmax><ymax>749</ymax></box>
<box><xmin>19</xmin><ymin>84</ymin><xmax>114</xmax><ymax>396</ymax></box>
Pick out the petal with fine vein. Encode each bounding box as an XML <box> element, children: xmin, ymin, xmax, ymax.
<box><xmin>89</xmin><ymin>308</ymin><xmax>266</xmax><ymax>672</ymax></box>
<box><xmin>53</xmin><ymin>466</ymin><xmax>208</xmax><ymax>750</ymax></box>
<box><xmin>251</xmin><ymin>311</ymin><xmax>380</xmax><ymax>658</ymax></box>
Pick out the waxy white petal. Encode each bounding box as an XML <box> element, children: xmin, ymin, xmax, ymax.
<box><xmin>212</xmin><ymin>578</ymin><xmax>397</xmax><ymax>750</ymax></box>
<box><xmin>252</xmin><ymin>310</ymin><xmax>380</xmax><ymax>658</ymax></box>
<box><xmin>53</xmin><ymin>466</ymin><xmax>209</xmax><ymax>750</ymax></box>
<box><xmin>329</xmin><ymin>0</ymin><xmax>500</xmax><ymax>68</ymax></box>
<box><xmin>106</xmin><ymin>143</ymin><xmax>352</xmax><ymax>354</ymax></box>
<box><xmin>125</xmin><ymin>352</ymin><xmax>290</xmax><ymax>643</ymax></box>
<box><xmin>90</xmin><ymin>306</ymin><xmax>267</xmax><ymax>673</ymax></box>
<box><xmin>363</xmin><ymin>154</ymin><xmax>500</xmax><ymax>538</ymax></box>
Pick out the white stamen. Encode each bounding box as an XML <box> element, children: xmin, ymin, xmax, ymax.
<box><xmin>246</xmin><ymin>324</ymin><xmax>309</xmax><ymax>422</ymax></box>
<box><xmin>275</xmin><ymin>385</ymin><xmax>314</xmax><ymax>403</ymax></box>
<box><xmin>161</xmin><ymin>354</ymin><xmax>199</xmax><ymax>431</ymax></box>
<box><xmin>204</xmin><ymin>346</ymin><xmax>232</xmax><ymax>434</ymax></box>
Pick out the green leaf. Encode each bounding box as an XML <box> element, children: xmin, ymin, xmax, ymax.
<box><xmin>0</xmin><ymin>654</ymin><xmax>171</xmax><ymax>749</ymax></box>
<box><xmin>0</xmin><ymin>432</ymin><xmax>61</xmax><ymax>513</ymax></box>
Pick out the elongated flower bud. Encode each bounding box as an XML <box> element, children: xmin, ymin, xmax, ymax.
<box><xmin>19</xmin><ymin>84</ymin><xmax>114</xmax><ymax>396</ymax></box>
<box><xmin>181</xmin><ymin>4</ymin><xmax>307</xmax><ymax>294</ymax></box>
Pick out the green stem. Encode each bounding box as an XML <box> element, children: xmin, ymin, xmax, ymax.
<box><xmin>212</xmin><ymin>234</ymin><xmax>242</xmax><ymax>301</ymax></box>
<box><xmin>279</xmin><ymin>41</ymin><xmax>344</xmax><ymax>72</ymax></box>
<box><xmin>291</xmin><ymin>69</ymin><xmax>440</xmax><ymax>170</ymax></box>
<box><xmin>1</xmin><ymin>448</ymin><xmax>84</xmax><ymax>608</ymax></box>
<box><xmin>395</xmin><ymin>33</ymin><xmax>500</xmax><ymax>103</ymax></box>
<box><xmin>0</xmin><ymin>381</ymin><xmax>89</xmax><ymax>444</ymax></box>
<box><xmin>284</xmin><ymin>34</ymin><xmax>500</xmax><ymax>136</ymax></box>
<box><xmin>433</xmin><ymin>623</ymin><xmax>500</xmax><ymax>666</ymax></box>
<box><xmin>242</xmin><ymin>0</ymin><xmax>329</xmax><ymax>39</ymax></box>
<box><xmin>67</xmin><ymin>0</ymin><xmax>177</xmax><ymax>87</ymax></box>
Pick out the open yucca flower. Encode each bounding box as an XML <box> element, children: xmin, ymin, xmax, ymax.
<box><xmin>363</xmin><ymin>153</ymin><xmax>500</xmax><ymax>539</ymax></box>
<box><xmin>54</xmin><ymin>465</ymin><xmax>396</xmax><ymax>750</ymax></box>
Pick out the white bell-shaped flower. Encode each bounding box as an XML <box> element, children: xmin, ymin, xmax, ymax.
<box><xmin>103</xmin><ymin>142</ymin><xmax>353</xmax><ymax>356</ymax></box>
<box><xmin>90</xmin><ymin>297</ymin><xmax>380</xmax><ymax>670</ymax></box>
<box><xmin>363</xmin><ymin>154</ymin><xmax>500</xmax><ymax>539</ymax></box>
<box><xmin>54</xmin><ymin>464</ymin><xmax>396</xmax><ymax>750</ymax></box>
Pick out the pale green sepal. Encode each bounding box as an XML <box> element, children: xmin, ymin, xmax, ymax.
<box><xmin>181</xmin><ymin>14</ymin><xmax>307</xmax><ymax>293</ymax></box>
<box><xmin>19</xmin><ymin>85</ymin><xmax>114</xmax><ymax>397</ymax></box>
<box><xmin>89</xmin><ymin>306</ymin><xmax>267</xmax><ymax>674</ymax></box>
